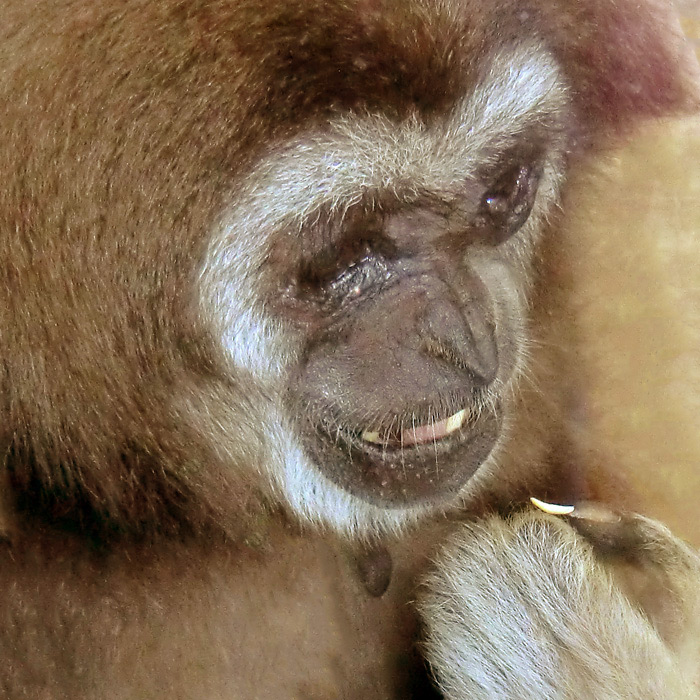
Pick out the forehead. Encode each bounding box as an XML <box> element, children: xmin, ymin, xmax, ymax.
<box><xmin>226</xmin><ymin>42</ymin><xmax>566</xmax><ymax>239</ymax></box>
<box><xmin>231</xmin><ymin>0</ymin><xmax>523</xmax><ymax>124</ymax></box>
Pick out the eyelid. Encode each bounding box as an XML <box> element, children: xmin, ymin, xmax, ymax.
<box><xmin>327</xmin><ymin>254</ymin><xmax>391</xmax><ymax>301</ymax></box>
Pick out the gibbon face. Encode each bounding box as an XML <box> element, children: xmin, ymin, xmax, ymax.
<box><xmin>199</xmin><ymin>42</ymin><xmax>570</xmax><ymax>530</ymax></box>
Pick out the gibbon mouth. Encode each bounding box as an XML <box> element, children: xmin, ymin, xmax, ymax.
<box><xmin>358</xmin><ymin>408</ymin><xmax>469</xmax><ymax>449</ymax></box>
<box><xmin>304</xmin><ymin>401</ymin><xmax>502</xmax><ymax>506</ymax></box>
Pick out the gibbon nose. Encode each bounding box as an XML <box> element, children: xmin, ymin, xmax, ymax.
<box><xmin>419</xmin><ymin>298</ymin><xmax>498</xmax><ymax>386</ymax></box>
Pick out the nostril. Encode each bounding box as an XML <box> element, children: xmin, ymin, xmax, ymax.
<box><xmin>420</xmin><ymin>299</ymin><xmax>498</xmax><ymax>385</ymax></box>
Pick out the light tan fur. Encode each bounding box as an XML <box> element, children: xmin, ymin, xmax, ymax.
<box><xmin>562</xmin><ymin>116</ymin><xmax>700</xmax><ymax>546</ymax></box>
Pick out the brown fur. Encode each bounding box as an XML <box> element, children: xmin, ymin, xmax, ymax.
<box><xmin>0</xmin><ymin>1</ymin><xmax>698</xmax><ymax>698</ymax></box>
<box><xmin>0</xmin><ymin>0</ymin><xmax>696</xmax><ymax>534</ymax></box>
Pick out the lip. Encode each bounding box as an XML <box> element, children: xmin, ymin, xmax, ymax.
<box><xmin>320</xmin><ymin>405</ymin><xmax>475</xmax><ymax>457</ymax></box>
<box><xmin>360</xmin><ymin>408</ymin><xmax>469</xmax><ymax>449</ymax></box>
<box><xmin>307</xmin><ymin>401</ymin><xmax>501</xmax><ymax>507</ymax></box>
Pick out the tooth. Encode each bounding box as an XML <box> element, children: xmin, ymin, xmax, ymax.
<box><xmin>444</xmin><ymin>409</ymin><xmax>467</xmax><ymax>435</ymax></box>
<box><xmin>530</xmin><ymin>497</ymin><xmax>575</xmax><ymax>515</ymax></box>
<box><xmin>362</xmin><ymin>408</ymin><xmax>468</xmax><ymax>447</ymax></box>
<box><xmin>361</xmin><ymin>430</ymin><xmax>382</xmax><ymax>444</ymax></box>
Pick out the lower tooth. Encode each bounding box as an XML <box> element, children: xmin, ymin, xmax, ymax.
<box><xmin>361</xmin><ymin>430</ymin><xmax>382</xmax><ymax>444</ymax></box>
<box><xmin>444</xmin><ymin>408</ymin><xmax>467</xmax><ymax>434</ymax></box>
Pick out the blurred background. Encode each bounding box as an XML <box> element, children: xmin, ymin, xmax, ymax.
<box><xmin>678</xmin><ymin>1</ymin><xmax>699</xmax><ymax>54</ymax></box>
<box><xmin>563</xmin><ymin>4</ymin><xmax>700</xmax><ymax>546</ymax></box>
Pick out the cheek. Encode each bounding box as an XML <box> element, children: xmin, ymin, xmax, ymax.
<box><xmin>199</xmin><ymin>239</ymin><xmax>305</xmax><ymax>386</ymax></box>
<box><xmin>219</xmin><ymin>306</ymin><xmax>289</xmax><ymax>381</ymax></box>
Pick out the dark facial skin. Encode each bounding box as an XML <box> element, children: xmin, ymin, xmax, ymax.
<box><xmin>282</xmin><ymin>155</ymin><xmax>542</xmax><ymax>506</ymax></box>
